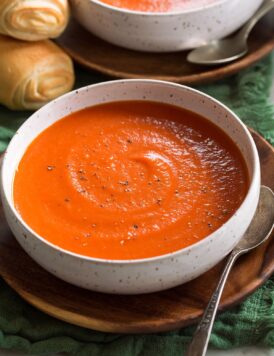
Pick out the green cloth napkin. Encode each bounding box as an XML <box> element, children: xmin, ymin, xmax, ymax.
<box><xmin>0</xmin><ymin>55</ymin><xmax>273</xmax><ymax>355</ymax></box>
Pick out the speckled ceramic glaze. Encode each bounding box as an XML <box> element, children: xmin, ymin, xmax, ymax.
<box><xmin>69</xmin><ymin>0</ymin><xmax>263</xmax><ymax>52</ymax></box>
<box><xmin>1</xmin><ymin>80</ymin><xmax>260</xmax><ymax>294</ymax></box>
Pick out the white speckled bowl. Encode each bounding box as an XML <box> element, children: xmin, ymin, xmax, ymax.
<box><xmin>1</xmin><ymin>80</ymin><xmax>260</xmax><ymax>294</ymax></box>
<box><xmin>70</xmin><ymin>0</ymin><xmax>263</xmax><ymax>52</ymax></box>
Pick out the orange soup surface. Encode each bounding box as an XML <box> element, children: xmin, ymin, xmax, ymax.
<box><xmin>14</xmin><ymin>101</ymin><xmax>248</xmax><ymax>260</ymax></box>
<box><xmin>99</xmin><ymin>0</ymin><xmax>215</xmax><ymax>12</ymax></box>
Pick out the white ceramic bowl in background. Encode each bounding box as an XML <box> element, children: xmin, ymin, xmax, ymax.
<box><xmin>1</xmin><ymin>80</ymin><xmax>260</xmax><ymax>294</ymax></box>
<box><xmin>70</xmin><ymin>0</ymin><xmax>263</xmax><ymax>52</ymax></box>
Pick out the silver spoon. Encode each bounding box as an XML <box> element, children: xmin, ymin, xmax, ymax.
<box><xmin>187</xmin><ymin>0</ymin><xmax>274</xmax><ymax>66</ymax></box>
<box><xmin>185</xmin><ymin>185</ymin><xmax>274</xmax><ymax>356</ymax></box>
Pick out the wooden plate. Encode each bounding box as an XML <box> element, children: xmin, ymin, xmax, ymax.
<box><xmin>56</xmin><ymin>13</ymin><xmax>274</xmax><ymax>84</ymax></box>
<box><xmin>0</xmin><ymin>129</ymin><xmax>273</xmax><ymax>334</ymax></box>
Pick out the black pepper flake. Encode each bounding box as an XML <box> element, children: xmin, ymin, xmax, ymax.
<box><xmin>156</xmin><ymin>198</ymin><xmax>162</xmax><ymax>205</ymax></box>
<box><xmin>133</xmin><ymin>224</ymin><xmax>138</xmax><ymax>229</ymax></box>
<box><xmin>148</xmin><ymin>182</ymin><xmax>152</xmax><ymax>186</ymax></box>
<box><xmin>47</xmin><ymin>165</ymin><xmax>55</xmax><ymax>171</ymax></box>
<box><xmin>119</xmin><ymin>180</ymin><xmax>129</xmax><ymax>186</ymax></box>
<box><xmin>156</xmin><ymin>177</ymin><xmax>161</xmax><ymax>182</ymax></box>
<box><xmin>208</xmin><ymin>223</ymin><xmax>213</xmax><ymax>228</ymax></box>
<box><xmin>78</xmin><ymin>169</ymin><xmax>85</xmax><ymax>174</ymax></box>
<box><xmin>64</xmin><ymin>198</ymin><xmax>70</xmax><ymax>202</ymax></box>
<box><xmin>127</xmin><ymin>139</ymin><xmax>132</xmax><ymax>144</ymax></box>
<box><xmin>175</xmin><ymin>190</ymin><xmax>179</xmax><ymax>195</ymax></box>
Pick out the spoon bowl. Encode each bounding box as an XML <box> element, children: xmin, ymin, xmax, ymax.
<box><xmin>187</xmin><ymin>39</ymin><xmax>248</xmax><ymax>66</ymax></box>
<box><xmin>236</xmin><ymin>185</ymin><xmax>274</xmax><ymax>252</ymax></box>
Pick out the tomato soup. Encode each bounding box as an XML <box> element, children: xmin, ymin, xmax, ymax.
<box><xmin>98</xmin><ymin>0</ymin><xmax>215</xmax><ymax>12</ymax></box>
<box><xmin>13</xmin><ymin>101</ymin><xmax>248</xmax><ymax>260</ymax></box>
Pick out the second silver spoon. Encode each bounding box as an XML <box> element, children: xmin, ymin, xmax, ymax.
<box><xmin>187</xmin><ymin>0</ymin><xmax>274</xmax><ymax>66</ymax></box>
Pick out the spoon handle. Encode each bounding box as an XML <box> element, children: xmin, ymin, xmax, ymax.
<box><xmin>184</xmin><ymin>249</ymin><xmax>240</xmax><ymax>356</ymax></box>
<box><xmin>238</xmin><ymin>0</ymin><xmax>274</xmax><ymax>40</ymax></box>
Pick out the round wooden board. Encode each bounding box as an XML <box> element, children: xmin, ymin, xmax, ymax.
<box><xmin>0</xmin><ymin>129</ymin><xmax>273</xmax><ymax>334</ymax></box>
<box><xmin>56</xmin><ymin>13</ymin><xmax>274</xmax><ymax>84</ymax></box>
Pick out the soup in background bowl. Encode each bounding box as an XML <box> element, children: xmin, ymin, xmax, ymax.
<box><xmin>70</xmin><ymin>0</ymin><xmax>263</xmax><ymax>52</ymax></box>
<box><xmin>1</xmin><ymin>80</ymin><xmax>260</xmax><ymax>294</ymax></box>
<box><xmin>98</xmin><ymin>0</ymin><xmax>216</xmax><ymax>12</ymax></box>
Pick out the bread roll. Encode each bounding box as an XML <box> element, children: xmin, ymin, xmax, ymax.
<box><xmin>0</xmin><ymin>35</ymin><xmax>74</xmax><ymax>110</ymax></box>
<box><xmin>0</xmin><ymin>0</ymin><xmax>69</xmax><ymax>41</ymax></box>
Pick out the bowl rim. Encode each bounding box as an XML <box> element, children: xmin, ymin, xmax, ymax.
<box><xmin>1</xmin><ymin>79</ymin><xmax>260</xmax><ymax>265</ymax></box>
<box><xmin>88</xmin><ymin>0</ymin><xmax>227</xmax><ymax>16</ymax></box>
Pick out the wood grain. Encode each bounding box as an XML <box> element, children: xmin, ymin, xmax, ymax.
<box><xmin>0</xmin><ymin>129</ymin><xmax>273</xmax><ymax>334</ymax></box>
<box><xmin>55</xmin><ymin>14</ymin><xmax>274</xmax><ymax>84</ymax></box>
